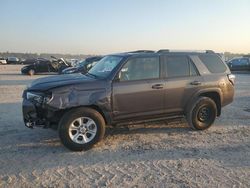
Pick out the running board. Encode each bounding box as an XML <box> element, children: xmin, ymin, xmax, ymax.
<box><xmin>114</xmin><ymin>115</ymin><xmax>185</xmax><ymax>127</ymax></box>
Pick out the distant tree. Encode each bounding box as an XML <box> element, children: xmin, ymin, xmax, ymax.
<box><xmin>0</xmin><ymin>52</ymin><xmax>97</xmax><ymax>60</ymax></box>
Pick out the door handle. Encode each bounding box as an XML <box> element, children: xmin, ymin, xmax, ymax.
<box><xmin>190</xmin><ymin>81</ymin><xmax>201</xmax><ymax>86</ymax></box>
<box><xmin>152</xmin><ymin>84</ymin><xmax>164</xmax><ymax>89</ymax></box>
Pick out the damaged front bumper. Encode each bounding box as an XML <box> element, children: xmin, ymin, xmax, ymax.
<box><xmin>22</xmin><ymin>99</ymin><xmax>45</xmax><ymax>128</ymax></box>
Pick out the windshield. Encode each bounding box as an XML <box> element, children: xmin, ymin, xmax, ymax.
<box><xmin>88</xmin><ymin>55</ymin><xmax>123</xmax><ymax>78</ymax></box>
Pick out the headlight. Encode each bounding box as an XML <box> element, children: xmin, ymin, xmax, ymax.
<box><xmin>43</xmin><ymin>93</ymin><xmax>53</xmax><ymax>103</ymax></box>
<box><xmin>26</xmin><ymin>91</ymin><xmax>53</xmax><ymax>104</ymax></box>
<box><xmin>26</xmin><ymin>92</ymin><xmax>43</xmax><ymax>103</ymax></box>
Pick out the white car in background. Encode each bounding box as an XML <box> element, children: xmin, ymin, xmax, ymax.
<box><xmin>0</xmin><ymin>57</ymin><xmax>7</xmax><ymax>64</ymax></box>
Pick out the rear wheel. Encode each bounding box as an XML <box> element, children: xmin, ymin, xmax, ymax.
<box><xmin>187</xmin><ymin>97</ymin><xmax>217</xmax><ymax>130</ymax></box>
<box><xmin>28</xmin><ymin>69</ymin><xmax>35</xmax><ymax>76</ymax></box>
<box><xmin>58</xmin><ymin>107</ymin><xmax>105</xmax><ymax>151</ymax></box>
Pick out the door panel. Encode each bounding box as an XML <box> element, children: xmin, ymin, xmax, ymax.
<box><xmin>163</xmin><ymin>76</ymin><xmax>204</xmax><ymax>113</ymax></box>
<box><xmin>162</xmin><ymin>55</ymin><xmax>204</xmax><ymax>113</ymax></box>
<box><xmin>36</xmin><ymin>62</ymin><xmax>49</xmax><ymax>72</ymax></box>
<box><xmin>112</xmin><ymin>79</ymin><xmax>165</xmax><ymax>120</ymax></box>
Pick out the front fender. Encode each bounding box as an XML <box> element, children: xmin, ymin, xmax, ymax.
<box><xmin>46</xmin><ymin>86</ymin><xmax>112</xmax><ymax>123</ymax></box>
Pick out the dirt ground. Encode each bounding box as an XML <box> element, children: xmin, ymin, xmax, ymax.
<box><xmin>0</xmin><ymin>65</ymin><xmax>249</xmax><ymax>188</ymax></box>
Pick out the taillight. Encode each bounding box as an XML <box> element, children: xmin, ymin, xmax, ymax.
<box><xmin>227</xmin><ymin>74</ymin><xmax>235</xmax><ymax>85</ymax></box>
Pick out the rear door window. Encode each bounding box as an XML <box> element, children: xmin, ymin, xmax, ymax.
<box><xmin>164</xmin><ymin>56</ymin><xmax>198</xmax><ymax>77</ymax></box>
<box><xmin>199</xmin><ymin>54</ymin><xmax>227</xmax><ymax>73</ymax></box>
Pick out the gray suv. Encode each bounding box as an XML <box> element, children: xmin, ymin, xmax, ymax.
<box><xmin>22</xmin><ymin>50</ymin><xmax>235</xmax><ymax>151</ymax></box>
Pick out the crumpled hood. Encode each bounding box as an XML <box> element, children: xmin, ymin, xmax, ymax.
<box><xmin>28</xmin><ymin>73</ymin><xmax>98</xmax><ymax>91</ymax></box>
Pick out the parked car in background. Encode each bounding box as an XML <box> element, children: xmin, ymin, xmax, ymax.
<box><xmin>21</xmin><ymin>56</ymin><xmax>71</xmax><ymax>75</ymax></box>
<box><xmin>67</xmin><ymin>59</ymin><xmax>79</xmax><ymax>67</ymax></box>
<box><xmin>227</xmin><ymin>57</ymin><xmax>250</xmax><ymax>71</ymax></box>
<box><xmin>50</xmin><ymin>56</ymin><xmax>72</xmax><ymax>74</ymax></box>
<box><xmin>7</xmin><ymin>57</ymin><xmax>20</xmax><ymax>64</ymax></box>
<box><xmin>61</xmin><ymin>56</ymin><xmax>103</xmax><ymax>74</ymax></box>
<box><xmin>20</xmin><ymin>58</ymin><xmax>45</xmax><ymax>65</ymax></box>
<box><xmin>22</xmin><ymin>50</ymin><xmax>235</xmax><ymax>151</ymax></box>
<box><xmin>0</xmin><ymin>57</ymin><xmax>7</xmax><ymax>64</ymax></box>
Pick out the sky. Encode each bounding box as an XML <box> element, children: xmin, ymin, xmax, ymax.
<box><xmin>0</xmin><ymin>0</ymin><xmax>250</xmax><ymax>54</ymax></box>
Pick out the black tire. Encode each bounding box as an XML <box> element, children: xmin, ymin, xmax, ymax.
<box><xmin>186</xmin><ymin>97</ymin><xmax>217</xmax><ymax>130</ymax></box>
<box><xmin>58</xmin><ymin>107</ymin><xmax>105</xmax><ymax>151</ymax></box>
<box><xmin>28</xmin><ymin>69</ymin><xmax>35</xmax><ymax>76</ymax></box>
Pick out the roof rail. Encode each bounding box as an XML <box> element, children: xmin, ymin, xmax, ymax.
<box><xmin>128</xmin><ymin>50</ymin><xmax>155</xmax><ymax>53</ymax></box>
<box><xmin>157</xmin><ymin>49</ymin><xmax>170</xmax><ymax>53</ymax></box>
<box><xmin>205</xmin><ymin>50</ymin><xmax>215</xmax><ymax>54</ymax></box>
<box><xmin>157</xmin><ymin>49</ymin><xmax>215</xmax><ymax>54</ymax></box>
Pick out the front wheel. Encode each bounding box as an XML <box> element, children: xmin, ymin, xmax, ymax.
<box><xmin>186</xmin><ymin>97</ymin><xmax>217</xmax><ymax>130</ymax></box>
<box><xmin>58</xmin><ymin>107</ymin><xmax>105</xmax><ymax>151</ymax></box>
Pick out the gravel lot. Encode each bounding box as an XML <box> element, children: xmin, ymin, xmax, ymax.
<box><xmin>0</xmin><ymin>65</ymin><xmax>250</xmax><ymax>188</ymax></box>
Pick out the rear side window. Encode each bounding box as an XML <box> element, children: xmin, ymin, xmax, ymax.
<box><xmin>165</xmin><ymin>56</ymin><xmax>198</xmax><ymax>77</ymax></box>
<box><xmin>239</xmin><ymin>58</ymin><xmax>250</xmax><ymax>65</ymax></box>
<box><xmin>199</xmin><ymin>54</ymin><xmax>227</xmax><ymax>73</ymax></box>
<box><xmin>231</xmin><ymin>59</ymin><xmax>240</xmax><ymax>65</ymax></box>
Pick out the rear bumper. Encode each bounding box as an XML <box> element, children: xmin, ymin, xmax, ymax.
<box><xmin>222</xmin><ymin>83</ymin><xmax>235</xmax><ymax>107</ymax></box>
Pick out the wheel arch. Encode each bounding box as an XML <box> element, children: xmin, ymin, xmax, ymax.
<box><xmin>60</xmin><ymin>105</ymin><xmax>110</xmax><ymax>125</ymax></box>
<box><xmin>185</xmin><ymin>89</ymin><xmax>222</xmax><ymax>116</ymax></box>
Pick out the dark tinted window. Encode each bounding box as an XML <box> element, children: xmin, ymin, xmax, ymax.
<box><xmin>165</xmin><ymin>56</ymin><xmax>198</xmax><ymax>77</ymax></box>
<box><xmin>199</xmin><ymin>54</ymin><xmax>227</xmax><ymax>73</ymax></box>
<box><xmin>231</xmin><ymin>59</ymin><xmax>239</xmax><ymax>65</ymax></box>
<box><xmin>239</xmin><ymin>58</ymin><xmax>250</xmax><ymax>65</ymax></box>
<box><xmin>120</xmin><ymin>57</ymin><xmax>159</xmax><ymax>81</ymax></box>
<box><xmin>167</xmin><ymin>56</ymin><xmax>189</xmax><ymax>77</ymax></box>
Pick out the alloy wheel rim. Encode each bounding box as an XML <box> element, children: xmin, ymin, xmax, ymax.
<box><xmin>68</xmin><ymin>117</ymin><xmax>97</xmax><ymax>144</ymax></box>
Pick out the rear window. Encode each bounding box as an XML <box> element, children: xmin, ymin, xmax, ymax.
<box><xmin>199</xmin><ymin>54</ymin><xmax>227</xmax><ymax>73</ymax></box>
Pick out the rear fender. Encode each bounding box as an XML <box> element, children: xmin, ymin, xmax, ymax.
<box><xmin>184</xmin><ymin>88</ymin><xmax>222</xmax><ymax>116</ymax></box>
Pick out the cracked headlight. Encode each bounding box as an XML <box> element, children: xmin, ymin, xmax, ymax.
<box><xmin>43</xmin><ymin>93</ymin><xmax>53</xmax><ymax>104</ymax></box>
<box><xmin>26</xmin><ymin>92</ymin><xmax>44</xmax><ymax>103</ymax></box>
